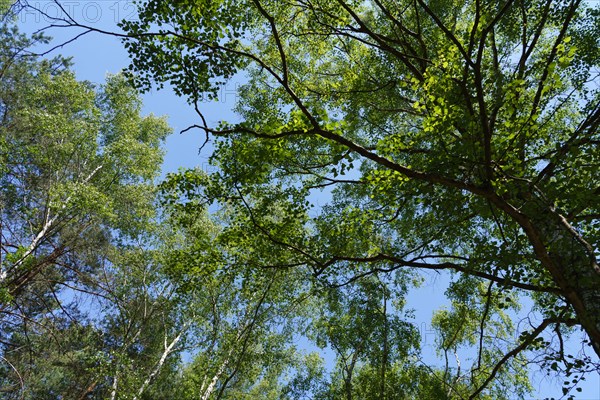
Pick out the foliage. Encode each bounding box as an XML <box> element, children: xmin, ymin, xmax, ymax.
<box><xmin>119</xmin><ymin>0</ymin><xmax>600</xmax><ymax>397</ymax></box>
<box><xmin>0</xmin><ymin>26</ymin><xmax>321</xmax><ymax>400</ymax></box>
<box><xmin>0</xmin><ymin>25</ymin><xmax>176</xmax><ymax>398</ymax></box>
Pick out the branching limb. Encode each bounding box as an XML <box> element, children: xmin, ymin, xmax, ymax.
<box><xmin>468</xmin><ymin>316</ymin><xmax>555</xmax><ymax>399</ymax></box>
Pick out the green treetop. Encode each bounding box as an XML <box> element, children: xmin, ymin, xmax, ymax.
<box><xmin>118</xmin><ymin>0</ymin><xmax>600</xmax><ymax>397</ymax></box>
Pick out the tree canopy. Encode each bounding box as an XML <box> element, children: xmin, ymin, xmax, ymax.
<box><xmin>2</xmin><ymin>0</ymin><xmax>600</xmax><ymax>398</ymax></box>
<box><xmin>0</xmin><ymin>25</ymin><xmax>178</xmax><ymax>398</ymax></box>
<box><xmin>0</xmin><ymin>24</ymin><xmax>320</xmax><ymax>399</ymax></box>
<box><xmin>119</xmin><ymin>0</ymin><xmax>600</xmax><ymax>396</ymax></box>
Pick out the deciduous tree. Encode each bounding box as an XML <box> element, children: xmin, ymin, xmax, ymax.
<box><xmin>0</xmin><ymin>25</ymin><xmax>174</xmax><ymax>398</ymax></box>
<box><xmin>115</xmin><ymin>0</ymin><xmax>600</xmax><ymax>396</ymax></box>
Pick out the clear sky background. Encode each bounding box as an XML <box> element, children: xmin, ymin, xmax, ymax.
<box><xmin>14</xmin><ymin>1</ymin><xmax>600</xmax><ymax>399</ymax></box>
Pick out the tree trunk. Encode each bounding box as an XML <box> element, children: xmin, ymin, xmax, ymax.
<box><xmin>77</xmin><ymin>380</ymin><xmax>98</xmax><ymax>400</ymax></box>
<box><xmin>380</xmin><ymin>295</ymin><xmax>387</xmax><ymax>400</ymax></box>
<box><xmin>133</xmin><ymin>323</ymin><xmax>189</xmax><ymax>400</ymax></box>
<box><xmin>200</xmin><ymin>352</ymin><xmax>232</xmax><ymax>400</ymax></box>
<box><xmin>110</xmin><ymin>375</ymin><xmax>118</xmax><ymax>400</ymax></box>
<box><xmin>518</xmin><ymin>198</ymin><xmax>600</xmax><ymax>358</ymax></box>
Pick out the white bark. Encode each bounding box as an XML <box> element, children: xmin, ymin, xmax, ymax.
<box><xmin>2</xmin><ymin>164</ymin><xmax>103</xmax><ymax>281</ymax></box>
<box><xmin>200</xmin><ymin>350</ymin><xmax>232</xmax><ymax>400</ymax></box>
<box><xmin>133</xmin><ymin>321</ymin><xmax>190</xmax><ymax>400</ymax></box>
<box><xmin>110</xmin><ymin>375</ymin><xmax>118</xmax><ymax>400</ymax></box>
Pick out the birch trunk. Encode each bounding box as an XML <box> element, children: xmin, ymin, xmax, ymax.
<box><xmin>2</xmin><ymin>164</ymin><xmax>103</xmax><ymax>281</ymax></box>
<box><xmin>200</xmin><ymin>350</ymin><xmax>232</xmax><ymax>400</ymax></box>
<box><xmin>133</xmin><ymin>322</ymin><xmax>190</xmax><ymax>400</ymax></box>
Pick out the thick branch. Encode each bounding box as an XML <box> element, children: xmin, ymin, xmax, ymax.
<box><xmin>319</xmin><ymin>254</ymin><xmax>562</xmax><ymax>294</ymax></box>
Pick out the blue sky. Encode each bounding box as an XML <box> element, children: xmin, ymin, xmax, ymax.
<box><xmin>17</xmin><ymin>0</ymin><xmax>222</xmax><ymax>175</ymax></box>
<box><xmin>14</xmin><ymin>2</ymin><xmax>600</xmax><ymax>398</ymax></box>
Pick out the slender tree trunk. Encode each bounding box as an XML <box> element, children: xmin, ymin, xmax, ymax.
<box><xmin>133</xmin><ymin>323</ymin><xmax>189</xmax><ymax>400</ymax></box>
<box><xmin>110</xmin><ymin>375</ymin><xmax>118</xmax><ymax>400</ymax></box>
<box><xmin>5</xmin><ymin>164</ymin><xmax>103</xmax><ymax>279</ymax></box>
<box><xmin>200</xmin><ymin>354</ymin><xmax>231</xmax><ymax>400</ymax></box>
<box><xmin>380</xmin><ymin>295</ymin><xmax>388</xmax><ymax>400</ymax></box>
<box><xmin>9</xmin><ymin>207</ymin><xmax>54</xmax><ymax>273</ymax></box>
<box><xmin>344</xmin><ymin>376</ymin><xmax>353</xmax><ymax>400</ymax></box>
<box><xmin>77</xmin><ymin>380</ymin><xmax>98</xmax><ymax>400</ymax></box>
<box><xmin>344</xmin><ymin>351</ymin><xmax>359</xmax><ymax>400</ymax></box>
